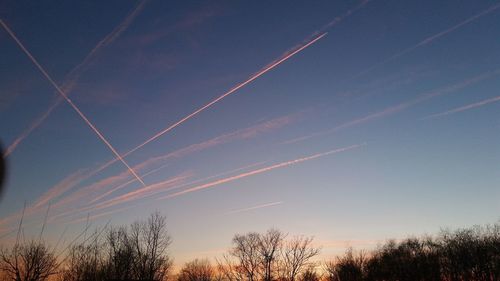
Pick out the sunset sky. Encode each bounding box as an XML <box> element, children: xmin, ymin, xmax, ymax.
<box><xmin>1</xmin><ymin>0</ymin><xmax>499</xmax><ymax>265</ymax></box>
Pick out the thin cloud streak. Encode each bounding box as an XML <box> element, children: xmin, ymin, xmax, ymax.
<box><xmin>88</xmin><ymin>163</ymin><xmax>170</xmax><ymax>205</ymax></box>
<box><xmin>55</xmin><ymin>144</ymin><xmax>357</xmax><ymax>222</ymax></box>
<box><xmin>225</xmin><ymin>201</ymin><xmax>283</xmax><ymax>215</ymax></box>
<box><xmin>90</xmin><ymin>159</ymin><xmax>269</xmax><ymax>205</ymax></box>
<box><xmin>80</xmin><ymin>112</ymin><xmax>300</xmax><ymax>198</ymax></box>
<box><xmin>285</xmin><ymin>69</ymin><xmax>500</xmax><ymax>144</ymax></box>
<box><xmin>50</xmin><ymin>173</ymin><xmax>189</xmax><ymax>223</ymax></box>
<box><xmin>353</xmin><ymin>2</ymin><xmax>500</xmax><ymax>78</ymax></box>
<box><xmin>68</xmin><ymin>206</ymin><xmax>129</xmax><ymax>225</ymax></box>
<box><xmin>118</xmin><ymin>33</ymin><xmax>327</xmax><ymax>159</ymax></box>
<box><xmin>53</xmin><ymin>161</ymin><xmax>269</xmax><ymax>223</ymax></box>
<box><xmin>0</xmin><ymin>170</ymin><xmax>89</xmax><ymax>230</ymax></box>
<box><xmin>87</xmin><ymin>114</ymin><xmax>296</xmax><ymax>204</ymax></box>
<box><xmin>32</xmin><ymin>170</ymin><xmax>90</xmax><ymax>209</ymax></box>
<box><xmin>0</xmin><ymin>19</ymin><xmax>146</xmax><ymax>187</ymax></box>
<box><xmin>3</xmin><ymin>0</ymin><xmax>147</xmax><ymax>157</ymax></box>
<box><xmin>423</xmin><ymin>95</ymin><xmax>500</xmax><ymax>120</ymax></box>
<box><xmin>29</xmin><ymin>114</ymin><xmax>292</xmax><ymax>226</ymax></box>
<box><xmin>93</xmin><ymin>0</ymin><xmax>371</xmax><ymax>175</ymax></box>
<box><xmin>82</xmin><ymin>0</ymin><xmax>369</xmax><ymax>184</ymax></box>
<box><xmin>91</xmin><ymin>173</ymin><xmax>191</xmax><ymax>212</ymax></box>
<box><xmin>158</xmin><ymin>144</ymin><xmax>364</xmax><ymax>200</ymax></box>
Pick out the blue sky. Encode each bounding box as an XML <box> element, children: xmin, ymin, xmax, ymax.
<box><xmin>1</xmin><ymin>0</ymin><xmax>499</xmax><ymax>264</ymax></box>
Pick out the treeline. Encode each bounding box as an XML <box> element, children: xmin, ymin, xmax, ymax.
<box><xmin>324</xmin><ymin>224</ymin><xmax>500</xmax><ymax>281</ymax></box>
<box><xmin>181</xmin><ymin>224</ymin><xmax>500</xmax><ymax>281</ymax></box>
<box><xmin>0</xmin><ymin>213</ymin><xmax>498</xmax><ymax>281</ymax></box>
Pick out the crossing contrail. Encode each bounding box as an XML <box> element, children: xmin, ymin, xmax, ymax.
<box><xmin>0</xmin><ymin>19</ymin><xmax>146</xmax><ymax>187</ymax></box>
<box><xmin>55</xmin><ymin>144</ymin><xmax>359</xmax><ymax>222</ymax></box>
<box><xmin>52</xmin><ymin>161</ymin><xmax>269</xmax><ymax>223</ymax></box>
<box><xmin>51</xmin><ymin>0</ymin><xmax>369</xmax><ymax>190</ymax></box>
<box><xmin>3</xmin><ymin>0</ymin><xmax>148</xmax><ymax>157</ymax></box>
<box><xmin>158</xmin><ymin>144</ymin><xmax>364</xmax><ymax>200</ymax></box>
<box><xmin>353</xmin><ymin>2</ymin><xmax>500</xmax><ymax>79</ymax></box>
<box><xmin>97</xmin><ymin>0</ymin><xmax>370</xmax><ymax>163</ymax></box>
<box><xmin>40</xmin><ymin>115</ymin><xmax>292</xmax><ymax>225</ymax></box>
<box><xmin>117</xmin><ymin>32</ymin><xmax>327</xmax><ymax>159</ymax></box>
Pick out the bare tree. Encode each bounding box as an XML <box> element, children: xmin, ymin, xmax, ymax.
<box><xmin>0</xmin><ymin>240</ymin><xmax>58</xmax><ymax>281</ymax></box>
<box><xmin>103</xmin><ymin>226</ymin><xmax>134</xmax><ymax>280</ymax></box>
<box><xmin>325</xmin><ymin>248</ymin><xmax>366</xmax><ymax>281</ymax></box>
<box><xmin>62</xmin><ymin>239</ymin><xmax>104</xmax><ymax>281</ymax></box>
<box><xmin>222</xmin><ymin>229</ymin><xmax>286</xmax><ymax>281</ymax></box>
<box><xmin>257</xmin><ymin>229</ymin><xmax>285</xmax><ymax>281</ymax></box>
<box><xmin>178</xmin><ymin>259</ymin><xmax>214</xmax><ymax>281</ymax></box>
<box><xmin>279</xmin><ymin>236</ymin><xmax>320</xmax><ymax>281</ymax></box>
<box><xmin>215</xmin><ymin>254</ymin><xmax>248</xmax><ymax>281</ymax></box>
<box><xmin>130</xmin><ymin>211</ymin><xmax>173</xmax><ymax>281</ymax></box>
<box><xmin>230</xmin><ymin>232</ymin><xmax>262</xmax><ymax>281</ymax></box>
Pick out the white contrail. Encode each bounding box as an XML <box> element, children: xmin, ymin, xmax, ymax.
<box><xmin>3</xmin><ymin>0</ymin><xmax>148</xmax><ymax>157</ymax></box>
<box><xmin>121</xmin><ymin>0</ymin><xmax>373</xmax><ymax>158</ymax></box>
<box><xmin>285</xmin><ymin>69</ymin><xmax>500</xmax><ymax>144</ymax></box>
<box><xmin>119</xmin><ymin>33</ymin><xmax>327</xmax><ymax>158</ymax></box>
<box><xmin>158</xmin><ymin>144</ymin><xmax>364</xmax><ymax>200</ymax></box>
<box><xmin>225</xmin><ymin>201</ymin><xmax>283</xmax><ymax>215</ymax></box>
<box><xmin>353</xmin><ymin>2</ymin><xmax>500</xmax><ymax>78</ymax></box>
<box><xmin>0</xmin><ymin>19</ymin><xmax>146</xmax><ymax>186</ymax></box>
<box><xmin>57</xmin><ymin>144</ymin><xmax>359</xmax><ymax>221</ymax></box>
<box><xmin>423</xmin><ymin>95</ymin><xmax>500</xmax><ymax>120</ymax></box>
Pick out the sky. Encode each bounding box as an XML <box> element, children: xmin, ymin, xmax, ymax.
<box><xmin>0</xmin><ymin>0</ymin><xmax>499</xmax><ymax>266</ymax></box>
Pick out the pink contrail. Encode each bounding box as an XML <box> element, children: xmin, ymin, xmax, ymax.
<box><xmin>53</xmin><ymin>161</ymin><xmax>269</xmax><ymax>223</ymax></box>
<box><xmin>90</xmin><ymin>112</ymin><xmax>300</xmax><ymax>178</ymax></box>
<box><xmin>32</xmin><ymin>169</ymin><xmax>89</xmax><ymax>209</ymax></box>
<box><xmin>225</xmin><ymin>201</ymin><xmax>283</xmax><ymax>215</ymax></box>
<box><xmin>88</xmin><ymin>162</ymin><xmax>171</xmax><ymax>204</ymax></box>
<box><xmin>68</xmin><ymin>207</ymin><xmax>128</xmax><ymax>225</ymax></box>
<box><xmin>3</xmin><ymin>0</ymin><xmax>148</xmax><ymax>157</ymax></box>
<box><xmin>118</xmin><ymin>33</ymin><xmax>327</xmax><ymax>158</ymax></box>
<box><xmin>41</xmin><ymin>115</ymin><xmax>292</xmax><ymax>224</ymax></box>
<box><xmin>83</xmin><ymin>113</ymin><xmax>297</xmax><ymax>205</ymax></box>
<box><xmin>354</xmin><ymin>2</ymin><xmax>500</xmax><ymax>78</ymax></box>
<box><xmin>285</xmin><ymin>69</ymin><xmax>500</xmax><ymax>144</ymax></box>
<box><xmin>158</xmin><ymin>144</ymin><xmax>364</xmax><ymax>200</ymax></box>
<box><xmin>52</xmin><ymin>173</ymin><xmax>191</xmax><ymax>223</ymax></box>
<box><xmin>0</xmin><ymin>19</ymin><xmax>146</xmax><ymax>187</ymax></box>
<box><xmin>57</xmin><ymin>145</ymin><xmax>358</xmax><ymax>222</ymax></box>
<box><xmin>91</xmin><ymin>173</ymin><xmax>190</xmax><ymax>211</ymax></box>
<box><xmin>87</xmin><ymin>0</ymin><xmax>370</xmax><ymax>168</ymax></box>
<box><xmin>59</xmin><ymin>0</ymin><xmax>368</xmax><ymax>185</ymax></box>
<box><xmin>423</xmin><ymin>95</ymin><xmax>500</xmax><ymax>120</ymax></box>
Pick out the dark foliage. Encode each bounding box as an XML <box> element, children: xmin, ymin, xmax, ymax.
<box><xmin>326</xmin><ymin>223</ymin><xmax>500</xmax><ymax>281</ymax></box>
<box><xmin>1</xmin><ymin>215</ymin><xmax>498</xmax><ymax>281</ymax></box>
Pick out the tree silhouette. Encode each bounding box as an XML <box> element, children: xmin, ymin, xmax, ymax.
<box><xmin>0</xmin><ymin>240</ymin><xmax>58</xmax><ymax>281</ymax></box>
<box><xmin>279</xmin><ymin>236</ymin><xmax>320</xmax><ymax>281</ymax></box>
<box><xmin>178</xmin><ymin>259</ymin><xmax>214</xmax><ymax>281</ymax></box>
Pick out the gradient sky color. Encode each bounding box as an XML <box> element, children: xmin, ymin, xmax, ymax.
<box><xmin>1</xmin><ymin>0</ymin><xmax>499</xmax><ymax>265</ymax></box>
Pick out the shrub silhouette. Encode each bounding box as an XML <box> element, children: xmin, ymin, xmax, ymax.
<box><xmin>178</xmin><ymin>259</ymin><xmax>214</xmax><ymax>281</ymax></box>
